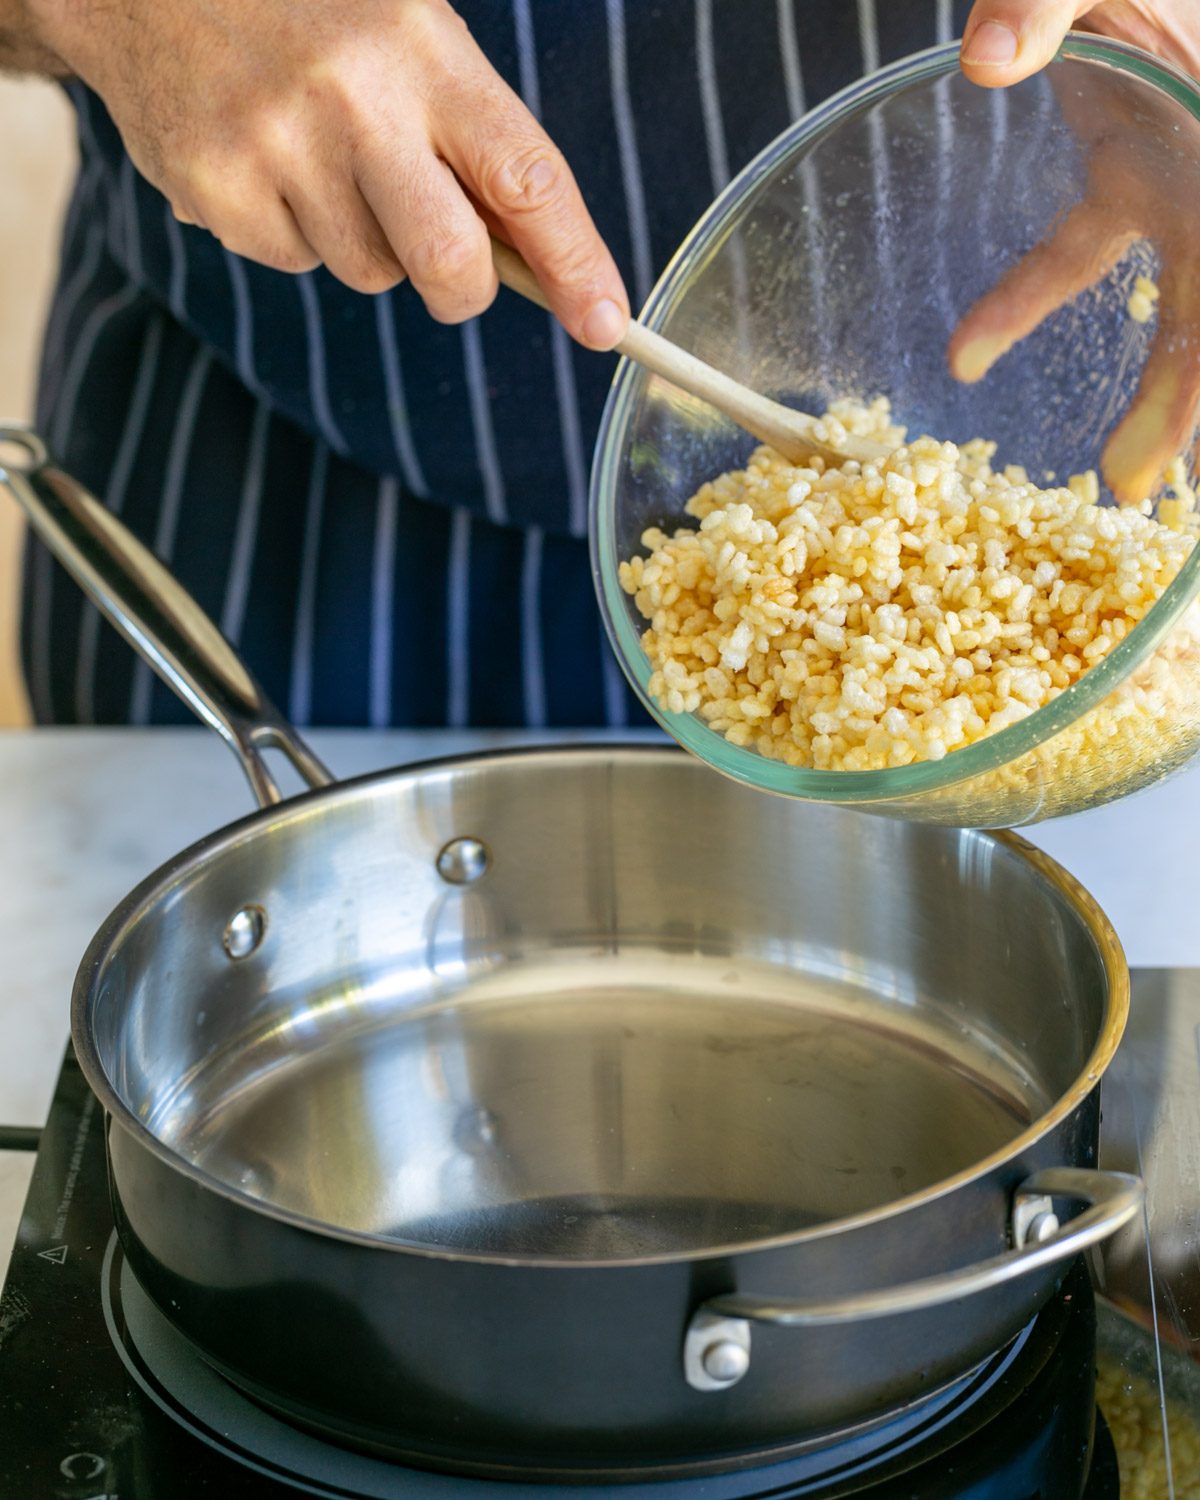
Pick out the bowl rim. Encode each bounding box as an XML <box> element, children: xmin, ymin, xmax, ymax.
<box><xmin>590</xmin><ymin>33</ymin><xmax>1200</xmax><ymax>807</ymax></box>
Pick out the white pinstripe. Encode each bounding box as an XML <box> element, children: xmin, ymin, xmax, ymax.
<box><xmin>857</xmin><ymin>0</ymin><xmax>880</xmax><ymax>73</ymax></box>
<box><xmin>28</xmin><ymin>201</ymin><xmax>112</xmax><ymax>723</ymax></box>
<box><xmin>375</xmin><ymin>294</ymin><xmax>430</xmax><ymax>499</ymax></box>
<box><xmin>550</xmin><ymin>324</ymin><xmax>588</xmax><ymax>537</ymax></box>
<box><xmin>695</xmin><ymin>0</ymin><xmax>731</xmax><ymax>196</ymax></box>
<box><xmin>41</xmin><ymin>212</ymin><xmax>106</xmax><ymax>392</ymax></box>
<box><xmin>697</xmin><ymin>0</ymin><xmax>749</xmax><ymax>362</ymax></box>
<box><xmin>120</xmin><ymin>154</ymin><xmax>143</xmax><ymax>283</ymax></box>
<box><xmin>512</xmin><ymin>0</ymin><xmax>540</xmax><ymax>110</ymax></box>
<box><xmin>91</xmin><ymin>104</ymin><xmax>131</xmax><ymax>315</ymax></box>
<box><xmin>57</xmin><ymin>155</ymin><xmax>102</xmax><ymax>273</ymax></box>
<box><xmin>777</xmin><ymin>0</ymin><xmax>807</xmax><ymax>121</ymax></box>
<box><xmin>289</xmin><ymin>440</ymin><xmax>330</xmax><ymax>727</ymax></box>
<box><xmin>989</xmin><ymin>85</ymin><xmax>1010</xmax><ymax>173</ymax></box>
<box><xmin>601</xmin><ymin>643</ymin><xmax>628</xmax><ymax>729</ymax></box>
<box><xmin>224</xmin><ymin>249</ymin><xmax>258</xmax><ymax>396</ymax></box>
<box><xmin>460</xmin><ymin>320</ymin><xmax>507</xmax><ymax>525</ymax></box>
<box><xmin>515</xmin><ymin>0</ymin><xmax>611</xmax><ymax>725</ymax></box>
<box><xmin>936</xmin><ymin>0</ymin><xmax>955</xmax><ymax>44</ymax></box>
<box><xmin>50</xmin><ymin>283</ymin><xmax>140</xmax><ymax>457</ymax></box>
<box><xmin>128</xmin><ymin>347</ymin><xmax>213</xmax><ymax>724</ymax></box>
<box><xmin>855</xmin><ymin>0</ymin><xmax>896</xmax><ymax>349</ymax></box>
<box><xmin>164</xmin><ymin>203</ymin><xmax>188</xmax><ymax>324</ymax></box>
<box><xmin>512</xmin><ymin>1</ymin><xmax>586</xmax><ymax>537</ymax></box>
<box><xmin>73</xmin><ymin>86</ymin><xmax>99</xmax><ymax>157</ymax></box>
<box><xmin>934</xmin><ymin>73</ymin><xmax>958</xmax><ymax>329</ymax></box>
<box><xmin>219</xmin><ymin>399</ymin><xmax>270</xmax><ymax>646</ymax></box>
<box><xmin>297</xmin><ymin>273</ymin><xmax>349</xmax><ymax>455</ymax></box>
<box><xmin>510</xmin><ymin>0</ymin><xmax>555</xmax><ymax>715</ymax></box>
<box><xmin>521</xmin><ymin>528</ymin><xmax>546</xmax><ymax>729</ymax></box>
<box><xmin>981</xmin><ymin>85</ymin><xmax>1012</xmax><ymax>281</ymax></box>
<box><xmin>445</xmin><ymin>506</ymin><xmax>471</xmax><ymax>729</ymax></box>
<box><xmin>799</xmin><ymin>156</ymin><xmax>833</xmax><ymax>376</ymax></box>
<box><xmin>369</xmin><ymin>475</ymin><xmax>399</xmax><ymax>729</ymax></box>
<box><xmin>869</xmin><ymin>148</ymin><xmax>898</xmax><ymax>336</ymax></box>
<box><xmin>74</xmin><ymin>313</ymin><xmax>165</xmax><ymax>723</ymax></box>
<box><xmin>605</xmin><ymin>0</ymin><xmax>654</xmax><ymax>306</ymax></box>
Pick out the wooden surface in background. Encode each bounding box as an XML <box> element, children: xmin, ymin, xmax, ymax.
<box><xmin>0</xmin><ymin>77</ymin><xmax>76</xmax><ymax>726</ymax></box>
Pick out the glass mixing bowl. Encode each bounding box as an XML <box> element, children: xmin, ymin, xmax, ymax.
<box><xmin>591</xmin><ymin>36</ymin><xmax>1200</xmax><ymax>827</ymax></box>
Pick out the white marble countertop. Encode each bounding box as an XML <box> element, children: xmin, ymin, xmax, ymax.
<box><xmin>2</xmin><ymin>724</ymin><xmax>1199</xmax><ymax>1260</ymax></box>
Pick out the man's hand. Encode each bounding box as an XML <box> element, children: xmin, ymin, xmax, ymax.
<box><xmin>26</xmin><ymin>0</ymin><xmax>630</xmax><ymax>348</ymax></box>
<box><xmin>952</xmin><ymin>2</ymin><xmax>1200</xmax><ymax>500</ymax></box>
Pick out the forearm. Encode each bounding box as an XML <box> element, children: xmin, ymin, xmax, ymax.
<box><xmin>0</xmin><ymin>0</ymin><xmax>67</xmax><ymax>75</ymax></box>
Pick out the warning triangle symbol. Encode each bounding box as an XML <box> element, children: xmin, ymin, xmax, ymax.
<box><xmin>37</xmin><ymin>1245</ymin><xmax>68</xmax><ymax>1265</ymax></box>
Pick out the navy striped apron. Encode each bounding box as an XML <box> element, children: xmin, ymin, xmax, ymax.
<box><xmin>21</xmin><ymin>0</ymin><xmax>971</xmax><ymax>728</ymax></box>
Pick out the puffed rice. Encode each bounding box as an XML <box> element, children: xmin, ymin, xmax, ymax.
<box><xmin>619</xmin><ymin>398</ymin><xmax>1198</xmax><ymax>780</ymax></box>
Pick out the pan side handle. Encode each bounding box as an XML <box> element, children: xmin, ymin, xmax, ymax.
<box><xmin>0</xmin><ymin>427</ymin><xmax>333</xmax><ymax>807</ymax></box>
<box><xmin>683</xmin><ymin>1168</ymin><xmax>1143</xmax><ymax>1390</ymax></box>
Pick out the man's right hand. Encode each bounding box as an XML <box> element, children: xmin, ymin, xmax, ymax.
<box><xmin>26</xmin><ymin>0</ymin><xmax>631</xmax><ymax>348</ymax></box>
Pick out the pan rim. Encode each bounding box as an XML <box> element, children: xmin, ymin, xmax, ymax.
<box><xmin>71</xmin><ymin>741</ymin><xmax>1130</xmax><ymax>1269</ymax></box>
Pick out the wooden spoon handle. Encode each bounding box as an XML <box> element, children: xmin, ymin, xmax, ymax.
<box><xmin>489</xmin><ymin>236</ymin><xmax>887</xmax><ymax>467</ymax></box>
<box><xmin>490</xmin><ymin>238</ymin><xmax>550</xmax><ymax>311</ymax></box>
<box><xmin>614</xmin><ymin>320</ymin><xmax>833</xmax><ymax>457</ymax></box>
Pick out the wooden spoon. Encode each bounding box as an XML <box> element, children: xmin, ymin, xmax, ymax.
<box><xmin>490</xmin><ymin>238</ymin><xmax>892</xmax><ymax>469</ymax></box>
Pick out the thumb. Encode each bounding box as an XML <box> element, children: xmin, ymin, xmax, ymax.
<box><xmin>960</xmin><ymin>1</ymin><xmax>1092</xmax><ymax>87</ymax></box>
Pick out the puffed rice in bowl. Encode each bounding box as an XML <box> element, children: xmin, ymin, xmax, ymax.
<box><xmin>613</xmin><ymin>397</ymin><xmax>1200</xmax><ymax>827</ymax></box>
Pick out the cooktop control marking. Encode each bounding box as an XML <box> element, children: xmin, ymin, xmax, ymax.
<box><xmin>59</xmin><ymin>1452</ymin><xmax>105</xmax><ymax>1480</ymax></box>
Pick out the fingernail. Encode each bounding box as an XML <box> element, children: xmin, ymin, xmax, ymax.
<box><xmin>951</xmin><ymin>333</ymin><xmax>1008</xmax><ymax>384</ymax></box>
<box><xmin>1103</xmin><ymin>446</ymin><xmax>1160</xmax><ymax>505</ymax></box>
<box><xmin>582</xmin><ymin>298</ymin><xmax>627</xmax><ymax>350</ymax></box>
<box><xmin>963</xmin><ymin>21</ymin><xmax>1019</xmax><ymax>67</ymax></box>
<box><xmin>1104</xmin><ymin>404</ymin><xmax>1171</xmax><ymax>504</ymax></box>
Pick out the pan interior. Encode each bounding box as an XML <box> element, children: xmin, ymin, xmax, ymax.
<box><xmin>89</xmin><ymin>754</ymin><xmax>1115</xmax><ymax>1264</ymax></box>
<box><xmin>145</xmin><ymin>950</ymin><xmax>1044</xmax><ymax>1260</ymax></box>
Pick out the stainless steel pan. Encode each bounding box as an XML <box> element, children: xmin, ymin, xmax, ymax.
<box><xmin>0</xmin><ymin>429</ymin><xmax>1142</xmax><ymax>1480</ymax></box>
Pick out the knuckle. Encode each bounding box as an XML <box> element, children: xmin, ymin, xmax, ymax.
<box><xmin>483</xmin><ymin>140</ymin><xmax>568</xmax><ymax>217</ymax></box>
<box><xmin>423</xmin><ymin>279</ymin><xmax>498</xmax><ymax>325</ymax></box>
<box><xmin>269</xmin><ymin>245</ymin><xmax>322</xmax><ymax>276</ymax></box>
<box><xmin>202</xmin><ymin>206</ymin><xmax>317</xmax><ymax>277</ymax></box>
<box><xmin>405</xmin><ymin>226</ymin><xmax>486</xmax><ymax>289</ymax></box>
<box><xmin>251</xmin><ymin>106</ymin><xmax>306</xmax><ymax>167</ymax></box>
<box><xmin>178</xmin><ymin>154</ymin><xmax>223</xmax><ymax>210</ymax></box>
<box><xmin>316</xmin><ymin>70</ymin><xmax>363</xmax><ymax>132</ymax></box>
<box><xmin>180</xmin><ymin>148</ymin><xmax>263</xmax><ymax>219</ymax></box>
<box><xmin>401</xmin><ymin>0</ymin><xmax>471</xmax><ymax>67</ymax></box>
<box><xmin>336</xmin><ymin>249</ymin><xmax>403</xmax><ymax>295</ymax></box>
<box><xmin>531</xmin><ymin>235</ymin><xmax>612</xmax><ymax>304</ymax></box>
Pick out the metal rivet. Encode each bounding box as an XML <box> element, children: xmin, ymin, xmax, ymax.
<box><xmin>684</xmin><ymin>1311</ymin><xmax>752</xmax><ymax>1391</ymax></box>
<box><xmin>223</xmin><ymin>905</ymin><xmax>266</xmax><ymax>960</ymax></box>
<box><xmin>1012</xmin><ymin>1189</ymin><xmax>1057</xmax><ymax>1250</ymax></box>
<box><xmin>436</xmin><ymin>837</ymin><xmax>490</xmax><ymax>886</ymax></box>
<box><xmin>701</xmin><ymin>1340</ymin><xmax>750</xmax><ymax>1385</ymax></box>
<box><xmin>1025</xmin><ymin>1210</ymin><xmax>1060</xmax><ymax>1244</ymax></box>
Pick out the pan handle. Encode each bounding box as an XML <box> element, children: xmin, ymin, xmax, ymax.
<box><xmin>0</xmin><ymin>427</ymin><xmax>333</xmax><ymax>807</ymax></box>
<box><xmin>683</xmin><ymin>1168</ymin><xmax>1143</xmax><ymax>1390</ymax></box>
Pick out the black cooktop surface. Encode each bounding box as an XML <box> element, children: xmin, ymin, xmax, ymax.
<box><xmin>0</xmin><ymin>1049</ymin><xmax>1119</xmax><ymax>1498</ymax></box>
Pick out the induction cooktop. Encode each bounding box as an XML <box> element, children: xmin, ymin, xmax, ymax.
<box><xmin>3</xmin><ymin>966</ymin><xmax>1199</xmax><ymax>1497</ymax></box>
